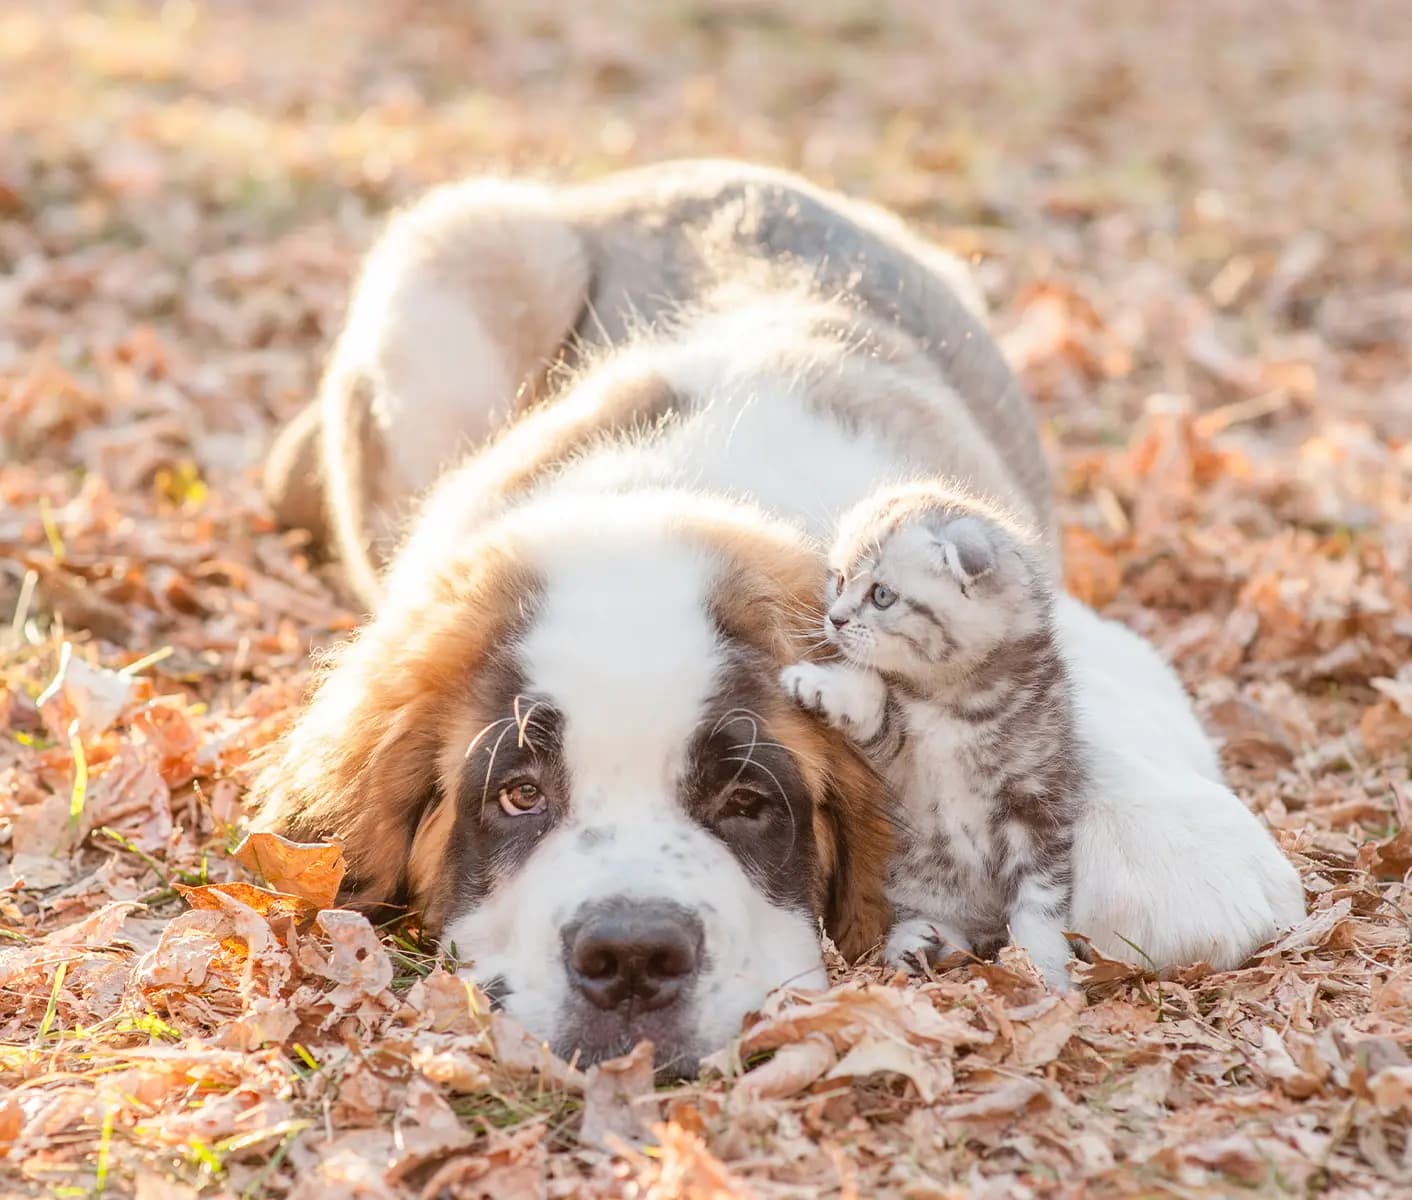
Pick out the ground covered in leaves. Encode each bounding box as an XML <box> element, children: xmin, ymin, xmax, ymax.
<box><xmin>2</xmin><ymin>1</ymin><xmax>1410</xmax><ymax>1196</ymax></box>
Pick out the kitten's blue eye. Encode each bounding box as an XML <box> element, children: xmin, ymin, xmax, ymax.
<box><xmin>834</xmin><ymin>573</ymin><xmax>846</xmax><ymax>594</ymax></box>
<box><xmin>870</xmin><ymin>583</ymin><xmax>896</xmax><ymax>609</ymax></box>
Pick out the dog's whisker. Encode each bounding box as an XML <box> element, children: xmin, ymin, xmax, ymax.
<box><xmin>465</xmin><ymin>716</ymin><xmax>515</xmax><ymax>760</ymax></box>
<box><xmin>479</xmin><ymin>718</ymin><xmax>521</xmax><ymax>816</ymax></box>
<box><xmin>514</xmin><ymin>695</ymin><xmax>549</xmax><ymax>751</ymax></box>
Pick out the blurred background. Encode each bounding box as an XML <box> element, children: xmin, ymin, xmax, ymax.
<box><xmin>3</xmin><ymin>0</ymin><xmax>1407</xmax><ymax>461</ymax></box>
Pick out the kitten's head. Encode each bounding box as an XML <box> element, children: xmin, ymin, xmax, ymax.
<box><xmin>823</xmin><ymin>482</ymin><xmax>1048</xmax><ymax>682</ymax></box>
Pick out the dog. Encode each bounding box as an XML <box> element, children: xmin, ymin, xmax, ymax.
<box><xmin>255</xmin><ymin>160</ymin><xmax>1302</xmax><ymax>1074</ymax></box>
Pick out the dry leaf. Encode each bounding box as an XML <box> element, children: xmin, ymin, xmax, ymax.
<box><xmin>412</xmin><ymin>1041</ymin><xmax>493</xmax><ymax>1094</ymax></box>
<box><xmin>1367</xmin><ymin>1066</ymin><xmax>1412</xmax><ymax>1117</ymax></box>
<box><xmin>177</xmin><ymin>880</ymin><xmax>313</xmax><ymax>922</ymax></box>
<box><xmin>627</xmin><ymin>1122</ymin><xmax>757</xmax><ymax>1200</ymax></box>
<box><xmin>826</xmin><ymin>1034</ymin><xmax>952</xmax><ymax>1102</ymax></box>
<box><xmin>2</xmin><ymin>791</ymin><xmax>80</xmax><ymax>889</ymax></box>
<box><xmin>580</xmin><ymin>1039</ymin><xmax>657</xmax><ymax>1148</ymax></box>
<box><xmin>1007</xmin><ymin>992</ymin><xmax>1081</xmax><ymax>1069</ymax></box>
<box><xmin>383</xmin><ymin>1078</ymin><xmax>480</xmax><ymax>1181</ymax></box>
<box><xmin>36</xmin><ymin>641</ymin><xmax>136</xmax><ymax>742</ymax></box>
<box><xmin>734</xmin><ymin>982</ymin><xmax>993</xmax><ymax>1060</ymax></box>
<box><xmin>415</xmin><ymin>1127</ymin><xmax>547</xmax><ymax>1200</ymax></box>
<box><xmin>1360</xmin><ymin>700</ymin><xmax>1412</xmax><ymax>759</ymax></box>
<box><xmin>0</xmin><ymin>1097</ymin><xmax>22</xmax><ymax>1146</ymax></box>
<box><xmin>1063</xmin><ymin>525</ymin><xmax>1123</xmax><ymax>608</ymax></box>
<box><xmin>1367</xmin><ymin>828</ymin><xmax>1412</xmax><ymax>882</ymax></box>
<box><xmin>1265</xmin><ymin>899</ymin><xmax>1354</xmax><ymax>956</ymax></box>
<box><xmin>937</xmin><ymin>1078</ymin><xmax>1052</xmax><ymax>1129</ymax></box>
<box><xmin>488</xmin><ymin>1012</ymin><xmax>586</xmax><ymax>1091</ymax></box>
<box><xmin>732</xmin><ymin>1034</ymin><xmax>838</xmax><ymax>1101</ymax></box>
<box><xmin>1258</xmin><ymin>1027</ymin><xmax>1327</xmax><ymax>1099</ymax></box>
<box><xmin>406</xmin><ymin>970</ymin><xmax>485</xmax><ymax>1035</ymax></box>
<box><xmin>301</xmin><ymin>909</ymin><xmax>394</xmax><ymax>1005</ymax></box>
<box><xmin>234</xmin><ymin>831</ymin><xmax>347</xmax><ymax>910</ymax></box>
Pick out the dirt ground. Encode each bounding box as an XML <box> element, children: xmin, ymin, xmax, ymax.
<box><xmin>2</xmin><ymin>1</ymin><xmax>1410</xmax><ymax>1196</ymax></box>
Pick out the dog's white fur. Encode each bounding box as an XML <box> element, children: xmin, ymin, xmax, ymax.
<box><xmin>1057</xmin><ymin>598</ymin><xmax>1305</xmax><ymax>971</ymax></box>
<box><xmin>441</xmin><ymin>507</ymin><xmax>827</xmax><ymax>1065</ymax></box>
<box><xmin>342</xmin><ymin>180</ymin><xmax>589</xmax><ymax>494</ymax></box>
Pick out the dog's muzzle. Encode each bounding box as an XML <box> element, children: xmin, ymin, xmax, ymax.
<box><xmin>557</xmin><ymin>896</ymin><xmax>706</xmax><ymax>1074</ymax></box>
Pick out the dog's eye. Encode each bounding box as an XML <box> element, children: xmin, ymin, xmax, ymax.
<box><xmin>719</xmin><ymin>788</ymin><xmax>770</xmax><ymax>823</ymax></box>
<box><xmin>498</xmin><ymin>781</ymin><xmax>546</xmax><ymax>816</ymax></box>
<box><xmin>870</xmin><ymin>583</ymin><xmax>896</xmax><ymax>609</ymax></box>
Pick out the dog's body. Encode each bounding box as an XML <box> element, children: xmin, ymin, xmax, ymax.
<box><xmin>266</xmin><ymin>160</ymin><xmax>1051</xmax><ymax>596</ymax></box>
<box><xmin>258</xmin><ymin>160</ymin><xmax>1303</xmax><ymax>1071</ymax></box>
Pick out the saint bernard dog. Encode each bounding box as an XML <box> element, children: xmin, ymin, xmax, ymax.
<box><xmin>255</xmin><ymin>160</ymin><xmax>1304</xmax><ymax>1075</ymax></box>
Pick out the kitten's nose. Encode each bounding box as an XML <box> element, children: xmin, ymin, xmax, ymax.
<box><xmin>829</xmin><ymin>613</ymin><xmax>850</xmax><ymax>630</ymax></box>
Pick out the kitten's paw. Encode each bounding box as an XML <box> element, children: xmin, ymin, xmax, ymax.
<box><xmin>884</xmin><ymin>917</ymin><xmax>971</xmax><ymax>975</ymax></box>
<box><xmin>779</xmin><ymin>662</ymin><xmax>886</xmax><ymax>738</ymax></box>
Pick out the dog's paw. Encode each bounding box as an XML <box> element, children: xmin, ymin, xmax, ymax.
<box><xmin>1025</xmin><ymin>948</ymin><xmax>1073</xmax><ymax>993</ymax></box>
<box><xmin>779</xmin><ymin>662</ymin><xmax>886</xmax><ymax>738</ymax></box>
<box><xmin>884</xmin><ymin>917</ymin><xmax>971</xmax><ymax>975</ymax></box>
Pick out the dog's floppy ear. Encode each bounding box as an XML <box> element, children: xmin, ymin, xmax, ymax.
<box><xmin>249</xmin><ymin>539</ymin><xmax>536</xmax><ymax>925</ymax></box>
<box><xmin>694</xmin><ymin>509</ymin><xmax>829</xmax><ymax>667</ymax></box>
<box><xmin>812</xmin><ymin>730</ymin><xmax>894</xmax><ymax>960</ymax></box>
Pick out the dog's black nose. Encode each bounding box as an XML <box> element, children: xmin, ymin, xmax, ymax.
<box><xmin>565</xmin><ymin>900</ymin><xmax>703</xmax><ymax>1012</ymax></box>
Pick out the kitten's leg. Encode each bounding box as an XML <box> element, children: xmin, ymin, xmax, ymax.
<box><xmin>779</xmin><ymin>662</ymin><xmax>888</xmax><ymax>742</ymax></box>
<box><xmin>884</xmin><ymin>913</ymin><xmax>973</xmax><ymax>974</ymax></box>
<box><xmin>1008</xmin><ymin>874</ymin><xmax>1074</xmax><ymax>992</ymax></box>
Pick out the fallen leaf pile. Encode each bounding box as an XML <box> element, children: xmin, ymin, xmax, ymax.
<box><xmin>2</xmin><ymin>1</ymin><xmax>1409</xmax><ymax>1196</ymax></box>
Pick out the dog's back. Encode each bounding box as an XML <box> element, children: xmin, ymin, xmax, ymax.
<box><xmin>264</xmin><ymin>160</ymin><xmax>1050</xmax><ymax>596</ymax></box>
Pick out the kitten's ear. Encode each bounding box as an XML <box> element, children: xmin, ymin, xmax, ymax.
<box><xmin>934</xmin><ymin>516</ymin><xmax>996</xmax><ymax>585</ymax></box>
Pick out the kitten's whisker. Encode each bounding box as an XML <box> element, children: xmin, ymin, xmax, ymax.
<box><xmin>779</xmin><ymin>598</ymin><xmax>826</xmax><ymax>618</ymax></box>
<box><xmin>724</xmin><ymin>739</ymin><xmax>793</xmax><ymax>754</ymax></box>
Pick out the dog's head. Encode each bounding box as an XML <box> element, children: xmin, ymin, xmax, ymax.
<box><xmin>253</xmin><ymin>490</ymin><xmax>891</xmax><ymax>1075</ymax></box>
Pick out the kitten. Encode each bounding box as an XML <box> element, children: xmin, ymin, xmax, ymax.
<box><xmin>781</xmin><ymin>482</ymin><xmax>1085</xmax><ymax>990</ymax></box>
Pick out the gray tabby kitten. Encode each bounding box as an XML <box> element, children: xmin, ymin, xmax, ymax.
<box><xmin>781</xmin><ymin>482</ymin><xmax>1085</xmax><ymax>990</ymax></box>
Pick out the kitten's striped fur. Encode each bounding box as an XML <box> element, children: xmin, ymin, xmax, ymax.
<box><xmin>782</xmin><ymin>481</ymin><xmax>1086</xmax><ymax>989</ymax></box>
